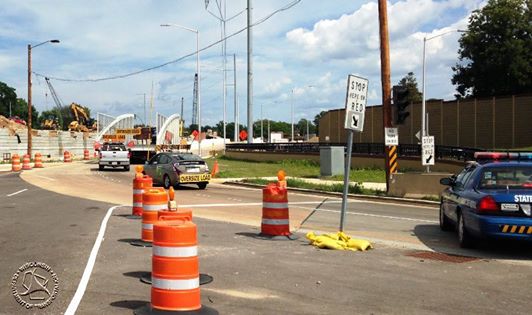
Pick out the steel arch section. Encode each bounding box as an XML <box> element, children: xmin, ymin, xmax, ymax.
<box><xmin>156</xmin><ymin>113</ymin><xmax>182</xmax><ymax>145</ymax></box>
<box><xmin>96</xmin><ymin>113</ymin><xmax>135</xmax><ymax>142</ymax></box>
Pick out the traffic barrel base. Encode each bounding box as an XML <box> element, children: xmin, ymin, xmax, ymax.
<box><xmin>256</xmin><ymin>233</ymin><xmax>299</xmax><ymax>241</ymax></box>
<box><xmin>139</xmin><ymin>273</ymin><xmax>213</xmax><ymax>286</ymax></box>
<box><xmin>130</xmin><ymin>239</ymin><xmax>153</xmax><ymax>247</ymax></box>
<box><xmin>134</xmin><ymin>304</ymin><xmax>218</xmax><ymax>315</ymax></box>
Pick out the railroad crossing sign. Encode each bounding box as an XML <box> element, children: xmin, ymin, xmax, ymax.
<box><xmin>385</xmin><ymin>127</ymin><xmax>399</xmax><ymax>146</ymax></box>
<box><xmin>422</xmin><ymin>136</ymin><xmax>435</xmax><ymax>166</ymax></box>
<box><xmin>344</xmin><ymin>75</ymin><xmax>368</xmax><ymax>132</ymax></box>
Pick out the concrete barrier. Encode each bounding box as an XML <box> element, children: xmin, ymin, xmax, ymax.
<box><xmin>388</xmin><ymin>172</ymin><xmax>452</xmax><ymax>198</ymax></box>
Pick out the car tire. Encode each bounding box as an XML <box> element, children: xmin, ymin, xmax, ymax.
<box><xmin>457</xmin><ymin>211</ymin><xmax>474</xmax><ymax>248</ymax></box>
<box><xmin>124</xmin><ymin>165</ymin><xmax>130</xmax><ymax>172</ymax></box>
<box><xmin>163</xmin><ymin>174</ymin><xmax>171</xmax><ymax>189</ymax></box>
<box><xmin>99</xmin><ymin>165</ymin><xmax>104</xmax><ymax>171</ymax></box>
<box><xmin>439</xmin><ymin>203</ymin><xmax>453</xmax><ymax>231</ymax></box>
<box><xmin>197</xmin><ymin>182</ymin><xmax>207</xmax><ymax>190</ymax></box>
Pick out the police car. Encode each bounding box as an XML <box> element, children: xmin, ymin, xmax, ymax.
<box><xmin>439</xmin><ymin>152</ymin><xmax>532</xmax><ymax>248</ymax></box>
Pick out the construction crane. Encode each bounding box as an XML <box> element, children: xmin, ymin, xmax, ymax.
<box><xmin>44</xmin><ymin>77</ymin><xmax>64</xmax><ymax>130</ymax></box>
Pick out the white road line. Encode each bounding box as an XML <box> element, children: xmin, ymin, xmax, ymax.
<box><xmin>291</xmin><ymin>205</ymin><xmax>438</xmax><ymax>223</ymax></box>
<box><xmin>34</xmin><ymin>175</ymin><xmax>57</xmax><ymax>181</ymax></box>
<box><xmin>179</xmin><ymin>200</ymin><xmax>343</xmax><ymax>208</ymax></box>
<box><xmin>64</xmin><ymin>204</ymin><xmax>125</xmax><ymax>315</ymax></box>
<box><xmin>7</xmin><ymin>189</ymin><xmax>28</xmax><ymax>197</ymax></box>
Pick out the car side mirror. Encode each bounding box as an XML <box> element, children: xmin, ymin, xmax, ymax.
<box><xmin>440</xmin><ymin>177</ymin><xmax>454</xmax><ymax>186</ymax></box>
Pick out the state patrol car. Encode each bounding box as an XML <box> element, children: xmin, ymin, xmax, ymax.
<box><xmin>439</xmin><ymin>152</ymin><xmax>532</xmax><ymax>248</ymax></box>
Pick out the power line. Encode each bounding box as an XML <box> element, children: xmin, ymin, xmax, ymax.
<box><xmin>33</xmin><ymin>0</ymin><xmax>301</xmax><ymax>83</ymax></box>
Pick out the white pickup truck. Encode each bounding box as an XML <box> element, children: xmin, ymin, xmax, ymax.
<box><xmin>98</xmin><ymin>142</ymin><xmax>130</xmax><ymax>171</ymax></box>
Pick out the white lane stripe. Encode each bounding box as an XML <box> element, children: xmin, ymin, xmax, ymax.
<box><xmin>7</xmin><ymin>189</ymin><xmax>28</xmax><ymax>197</ymax></box>
<box><xmin>152</xmin><ymin>277</ymin><xmax>199</xmax><ymax>290</ymax></box>
<box><xmin>291</xmin><ymin>205</ymin><xmax>438</xmax><ymax>223</ymax></box>
<box><xmin>262</xmin><ymin>202</ymin><xmax>289</xmax><ymax>209</ymax></box>
<box><xmin>179</xmin><ymin>200</ymin><xmax>342</xmax><ymax>208</ymax></box>
<box><xmin>262</xmin><ymin>219</ymin><xmax>290</xmax><ymax>225</ymax></box>
<box><xmin>143</xmin><ymin>204</ymin><xmax>167</xmax><ymax>211</ymax></box>
<box><xmin>64</xmin><ymin>205</ymin><xmax>125</xmax><ymax>315</ymax></box>
<box><xmin>153</xmin><ymin>245</ymin><xmax>197</xmax><ymax>257</ymax></box>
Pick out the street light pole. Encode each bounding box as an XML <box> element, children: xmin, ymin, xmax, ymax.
<box><xmin>260</xmin><ymin>104</ymin><xmax>263</xmax><ymax>142</ymax></box>
<box><xmin>27</xmin><ymin>39</ymin><xmax>59</xmax><ymax>157</ymax></box>
<box><xmin>291</xmin><ymin>88</ymin><xmax>294</xmax><ymax>142</ymax></box>
<box><xmin>421</xmin><ymin>29</ymin><xmax>464</xmax><ymax>172</ymax></box>
<box><xmin>161</xmin><ymin>23</ymin><xmax>201</xmax><ymax>155</ymax></box>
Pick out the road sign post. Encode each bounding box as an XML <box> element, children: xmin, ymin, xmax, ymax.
<box><xmin>340</xmin><ymin>75</ymin><xmax>368</xmax><ymax>232</ymax></box>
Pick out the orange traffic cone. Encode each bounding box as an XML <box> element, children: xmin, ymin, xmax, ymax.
<box><xmin>210</xmin><ymin>160</ymin><xmax>219</xmax><ymax>178</ymax></box>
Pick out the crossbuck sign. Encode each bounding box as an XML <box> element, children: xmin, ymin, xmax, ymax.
<box><xmin>344</xmin><ymin>75</ymin><xmax>368</xmax><ymax>132</ymax></box>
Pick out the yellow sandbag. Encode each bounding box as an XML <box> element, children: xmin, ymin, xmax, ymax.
<box><xmin>306</xmin><ymin>231</ymin><xmax>372</xmax><ymax>251</ymax></box>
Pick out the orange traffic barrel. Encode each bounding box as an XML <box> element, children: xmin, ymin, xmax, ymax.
<box><xmin>83</xmin><ymin>149</ymin><xmax>90</xmax><ymax>160</ymax></box>
<box><xmin>141</xmin><ymin>188</ymin><xmax>168</xmax><ymax>243</ymax></box>
<box><xmin>158</xmin><ymin>209</ymin><xmax>193</xmax><ymax>222</ymax></box>
<box><xmin>63</xmin><ymin>151</ymin><xmax>72</xmax><ymax>163</ymax></box>
<box><xmin>260</xmin><ymin>183</ymin><xmax>296</xmax><ymax>240</ymax></box>
<box><xmin>11</xmin><ymin>154</ymin><xmax>21</xmax><ymax>172</ymax></box>
<box><xmin>22</xmin><ymin>154</ymin><xmax>32</xmax><ymax>170</ymax></box>
<box><xmin>34</xmin><ymin>153</ymin><xmax>44</xmax><ymax>168</ymax></box>
<box><xmin>132</xmin><ymin>175</ymin><xmax>153</xmax><ymax>216</ymax></box>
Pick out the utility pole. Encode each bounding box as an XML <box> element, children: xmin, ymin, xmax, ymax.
<box><xmin>247</xmin><ymin>0</ymin><xmax>253</xmax><ymax>143</ymax></box>
<box><xmin>233</xmin><ymin>53</ymin><xmax>238</xmax><ymax>142</ymax></box>
<box><xmin>180</xmin><ymin>97</ymin><xmax>184</xmax><ymax>137</ymax></box>
<box><xmin>27</xmin><ymin>44</ymin><xmax>32</xmax><ymax>156</ymax></box>
<box><xmin>378</xmin><ymin>0</ymin><xmax>393</xmax><ymax>193</ymax></box>
<box><xmin>260</xmin><ymin>104</ymin><xmax>263</xmax><ymax>142</ymax></box>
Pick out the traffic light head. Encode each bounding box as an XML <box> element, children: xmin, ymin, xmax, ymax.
<box><xmin>392</xmin><ymin>85</ymin><xmax>411</xmax><ymax>125</ymax></box>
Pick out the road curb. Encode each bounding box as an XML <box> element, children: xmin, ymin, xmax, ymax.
<box><xmin>223</xmin><ymin>181</ymin><xmax>439</xmax><ymax>207</ymax></box>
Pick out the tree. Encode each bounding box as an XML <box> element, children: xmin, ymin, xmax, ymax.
<box><xmin>397</xmin><ymin>72</ymin><xmax>422</xmax><ymax>103</ymax></box>
<box><xmin>452</xmin><ymin>0</ymin><xmax>532</xmax><ymax>98</ymax></box>
<box><xmin>313</xmin><ymin>111</ymin><xmax>326</xmax><ymax>136</ymax></box>
<box><xmin>0</xmin><ymin>81</ymin><xmax>17</xmax><ymax>117</ymax></box>
<box><xmin>295</xmin><ymin>118</ymin><xmax>316</xmax><ymax>138</ymax></box>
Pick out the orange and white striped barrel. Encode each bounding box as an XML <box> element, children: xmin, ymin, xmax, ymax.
<box><xmin>63</xmin><ymin>151</ymin><xmax>72</xmax><ymax>163</ymax></box>
<box><xmin>11</xmin><ymin>154</ymin><xmax>21</xmax><ymax>172</ymax></box>
<box><xmin>141</xmin><ymin>188</ymin><xmax>168</xmax><ymax>243</ymax></box>
<box><xmin>34</xmin><ymin>153</ymin><xmax>44</xmax><ymax>168</ymax></box>
<box><xmin>132</xmin><ymin>175</ymin><xmax>153</xmax><ymax>216</ymax></box>
<box><xmin>22</xmin><ymin>154</ymin><xmax>32</xmax><ymax>170</ymax></box>
<box><xmin>158</xmin><ymin>209</ymin><xmax>193</xmax><ymax>222</ymax></box>
<box><xmin>261</xmin><ymin>183</ymin><xmax>291</xmax><ymax>236</ymax></box>
<box><xmin>83</xmin><ymin>149</ymin><xmax>90</xmax><ymax>160</ymax></box>
<box><xmin>151</xmin><ymin>220</ymin><xmax>201</xmax><ymax>311</ymax></box>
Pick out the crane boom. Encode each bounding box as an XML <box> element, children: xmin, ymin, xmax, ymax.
<box><xmin>44</xmin><ymin>78</ymin><xmax>64</xmax><ymax>125</ymax></box>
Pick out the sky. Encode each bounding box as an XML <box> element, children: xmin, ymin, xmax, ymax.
<box><xmin>0</xmin><ymin>0</ymin><xmax>483</xmax><ymax>130</ymax></box>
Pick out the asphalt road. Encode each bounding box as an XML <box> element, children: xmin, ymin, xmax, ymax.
<box><xmin>0</xmin><ymin>161</ymin><xmax>530</xmax><ymax>314</ymax></box>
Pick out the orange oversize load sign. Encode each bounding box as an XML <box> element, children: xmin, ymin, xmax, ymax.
<box><xmin>116</xmin><ymin>128</ymin><xmax>141</xmax><ymax>135</ymax></box>
<box><xmin>103</xmin><ymin>134</ymin><xmax>126</xmax><ymax>142</ymax></box>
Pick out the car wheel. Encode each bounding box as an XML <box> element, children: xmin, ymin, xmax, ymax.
<box><xmin>99</xmin><ymin>165</ymin><xmax>104</xmax><ymax>171</ymax></box>
<box><xmin>163</xmin><ymin>174</ymin><xmax>171</xmax><ymax>189</ymax></box>
<box><xmin>439</xmin><ymin>203</ymin><xmax>453</xmax><ymax>231</ymax></box>
<box><xmin>197</xmin><ymin>182</ymin><xmax>207</xmax><ymax>190</ymax></box>
<box><xmin>457</xmin><ymin>211</ymin><xmax>474</xmax><ymax>248</ymax></box>
<box><xmin>124</xmin><ymin>165</ymin><xmax>130</xmax><ymax>172</ymax></box>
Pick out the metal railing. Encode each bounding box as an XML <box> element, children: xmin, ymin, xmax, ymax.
<box><xmin>225</xmin><ymin>142</ymin><xmax>485</xmax><ymax>162</ymax></box>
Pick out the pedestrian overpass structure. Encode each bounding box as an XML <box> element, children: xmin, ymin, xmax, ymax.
<box><xmin>95</xmin><ymin>112</ymin><xmax>183</xmax><ymax>144</ymax></box>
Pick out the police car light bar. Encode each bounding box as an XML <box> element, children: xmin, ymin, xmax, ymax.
<box><xmin>474</xmin><ymin>152</ymin><xmax>532</xmax><ymax>161</ymax></box>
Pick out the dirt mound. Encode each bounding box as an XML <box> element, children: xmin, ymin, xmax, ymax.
<box><xmin>0</xmin><ymin>115</ymin><xmax>27</xmax><ymax>135</ymax></box>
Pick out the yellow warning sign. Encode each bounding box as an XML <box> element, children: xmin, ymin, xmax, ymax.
<box><xmin>116</xmin><ymin>128</ymin><xmax>141</xmax><ymax>135</ymax></box>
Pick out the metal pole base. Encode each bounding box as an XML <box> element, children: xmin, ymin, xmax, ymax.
<box><xmin>130</xmin><ymin>240</ymin><xmax>153</xmax><ymax>247</ymax></box>
<box><xmin>134</xmin><ymin>304</ymin><xmax>218</xmax><ymax>315</ymax></box>
<box><xmin>140</xmin><ymin>273</ymin><xmax>213</xmax><ymax>286</ymax></box>
<box><xmin>257</xmin><ymin>233</ymin><xmax>299</xmax><ymax>241</ymax></box>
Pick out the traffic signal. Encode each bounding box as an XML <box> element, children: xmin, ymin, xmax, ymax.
<box><xmin>392</xmin><ymin>85</ymin><xmax>411</xmax><ymax>125</ymax></box>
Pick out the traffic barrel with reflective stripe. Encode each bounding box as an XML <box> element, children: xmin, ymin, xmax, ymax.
<box><xmin>83</xmin><ymin>149</ymin><xmax>90</xmax><ymax>160</ymax></box>
<box><xmin>22</xmin><ymin>154</ymin><xmax>32</xmax><ymax>170</ymax></box>
<box><xmin>151</xmin><ymin>220</ymin><xmax>200</xmax><ymax>311</ymax></box>
<box><xmin>132</xmin><ymin>175</ymin><xmax>153</xmax><ymax>216</ymax></box>
<box><xmin>64</xmin><ymin>151</ymin><xmax>72</xmax><ymax>163</ymax></box>
<box><xmin>261</xmin><ymin>183</ymin><xmax>291</xmax><ymax>237</ymax></box>
<box><xmin>34</xmin><ymin>153</ymin><xmax>44</xmax><ymax>168</ymax></box>
<box><xmin>11</xmin><ymin>154</ymin><xmax>21</xmax><ymax>172</ymax></box>
<box><xmin>141</xmin><ymin>188</ymin><xmax>168</xmax><ymax>243</ymax></box>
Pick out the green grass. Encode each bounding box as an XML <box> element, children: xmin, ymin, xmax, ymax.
<box><xmin>205</xmin><ymin>156</ymin><xmax>386</xmax><ymax>182</ymax></box>
<box><xmin>242</xmin><ymin>178</ymin><xmax>386</xmax><ymax>196</ymax></box>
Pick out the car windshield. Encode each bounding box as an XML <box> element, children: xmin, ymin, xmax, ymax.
<box><xmin>478</xmin><ymin>166</ymin><xmax>532</xmax><ymax>189</ymax></box>
<box><xmin>172</xmin><ymin>154</ymin><xmax>202</xmax><ymax>161</ymax></box>
<box><xmin>103</xmin><ymin>144</ymin><xmax>126</xmax><ymax>151</ymax></box>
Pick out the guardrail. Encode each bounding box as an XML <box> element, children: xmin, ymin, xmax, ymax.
<box><xmin>225</xmin><ymin>143</ymin><xmax>485</xmax><ymax>162</ymax></box>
